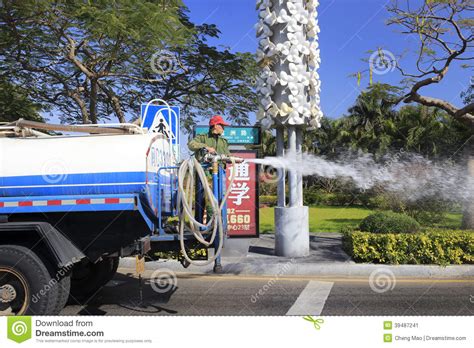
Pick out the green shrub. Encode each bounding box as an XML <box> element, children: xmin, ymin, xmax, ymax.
<box><xmin>359</xmin><ymin>211</ymin><xmax>420</xmax><ymax>234</ymax></box>
<box><xmin>260</xmin><ymin>195</ymin><xmax>277</xmax><ymax>207</ymax></box>
<box><xmin>342</xmin><ymin>229</ymin><xmax>474</xmax><ymax>265</ymax></box>
<box><xmin>303</xmin><ymin>192</ymin><xmax>320</xmax><ymax>205</ymax></box>
<box><xmin>318</xmin><ymin>192</ymin><xmax>353</xmax><ymax>206</ymax></box>
<box><xmin>367</xmin><ymin>192</ymin><xmax>456</xmax><ymax>226</ymax></box>
<box><xmin>367</xmin><ymin>194</ymin><xmax>395</xmax><ymax>210</ymax></box>
<box><xmin>259</xmin><ymin>181</ymin><xmax>277</xmax><ymax>196</ymax></box>
<box><xmin>340</xmin><ymin>225</ymin><xmax>357</xmax><ymax>234</ymax></box>
<box><xmin>399</xmin><ymin>198</ymin><xmax>455</xmax><ymax>226</ymax></box>
<box><xmin>301</xmin><ymin>192</ymin><xmax>344</xmax><ymax>206</ymax></box>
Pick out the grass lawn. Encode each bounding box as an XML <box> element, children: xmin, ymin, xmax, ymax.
<box><xmin>259</xmin><ymin>206</ymin><xmax>375</xmax><ymax>233</ymax></box>
<box><xmin>259</xmin><ymin>206</ymin><xmax>463</xmax><ymax>233</ymax></box>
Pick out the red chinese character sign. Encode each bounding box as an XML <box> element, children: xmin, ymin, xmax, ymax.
<box><xmin>226</xmin><ymin>151</ymin><xmax>259</xmax><ymax>238</ymax></box>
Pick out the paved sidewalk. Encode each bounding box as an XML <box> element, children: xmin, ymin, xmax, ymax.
<box><xmin>120</xmin><ymin>233</ymin><xmax>474</xmax><ymax>278</ymax></box>
<box><xmin>244</xmin><ymin>233</ymin><xmax>353</xmax><ymax>262</ymax></box>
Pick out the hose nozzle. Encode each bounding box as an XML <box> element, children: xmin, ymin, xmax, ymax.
<box><xmin>226</xmin><ymin>156</ymin><xmax>245</xmax><ymax>164</ymax></box>
<box><xmin>202</xmin><ymin>153</ymin><xmax>244</xmax><ymax>164</ymax></box>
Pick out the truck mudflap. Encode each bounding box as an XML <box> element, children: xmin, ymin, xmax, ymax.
<box><xmin>0</xmin><ymin>222</ymin><xmax>85</xmax><ymax>268</ymax></box>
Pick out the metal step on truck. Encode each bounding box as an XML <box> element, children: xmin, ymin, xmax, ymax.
<box><xmin>0</xmin><ymin>102</ymin><xmax>240</xmax><ymax>315</ymax></box>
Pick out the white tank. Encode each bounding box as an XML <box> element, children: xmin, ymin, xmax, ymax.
<box><xmin>0</xmin><ymin>133</ymin><xmax>176</xmax><ymax>202</ymax></box>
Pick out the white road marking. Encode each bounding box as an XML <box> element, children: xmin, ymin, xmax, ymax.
<box><xmin>286</xmin><ymin>280</ymin><xmax>334</xmax><ymax>316</ymax></box>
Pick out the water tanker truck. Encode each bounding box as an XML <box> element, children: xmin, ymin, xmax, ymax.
<box><xmin>0</xmin><ymin>110</ymin><xmax>241</xmax><ymax>315</ymax></box>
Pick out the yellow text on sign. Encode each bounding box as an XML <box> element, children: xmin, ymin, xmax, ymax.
<box><xmin>228</xmin><ymin>214</ymin><xmax>251</xmax><ymax>224</ymax></box>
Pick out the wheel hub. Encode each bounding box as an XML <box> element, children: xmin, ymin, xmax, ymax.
<box><xmin>0</xmin><ymin>284</ymin><xmax>17</xmax><ymax>303</ymax></box>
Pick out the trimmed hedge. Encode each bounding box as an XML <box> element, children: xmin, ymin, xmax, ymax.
<box><xmin>359</xmin><ymin>211</ymin><xmax>420</xmax><ymax>234</ymax></box>
<box><xmin>342</xmin><ymin>229</ymin><xmax>474</xmax><ymax>265</ymax></box>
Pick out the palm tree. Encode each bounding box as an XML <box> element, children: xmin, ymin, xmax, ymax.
<box><xmin>260</xmin><ymin>129</ymin><xmax>276</xmax><ymax>156</ymax></box>
<box><xmin>396</xmin><ymin>105</ymin><xmax>471</xmax><ymax>159</ymax></box>
<box><xmin>304</xmin><ymin>117</ymin><xmax>351</xmax><ymax>158</ymax></box>
<box><xmin>345</xmin><ymin>83</ymin><xmax>400</xmax><ymax>156</ymax></box>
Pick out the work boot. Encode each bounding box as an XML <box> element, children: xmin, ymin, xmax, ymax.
<box><xmin>213</xmin><ymin>263</ymin><xmax>223</xmax><ymax>274</ymax></box>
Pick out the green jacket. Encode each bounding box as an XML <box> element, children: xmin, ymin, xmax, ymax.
<box><xmin>188</xmin><ymin>132</ymin><xmax>230</xmax><ymax>162</ymax></box>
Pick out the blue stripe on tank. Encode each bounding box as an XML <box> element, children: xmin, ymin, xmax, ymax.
<box><xmin>0</xmin><ymin>171</ymin><xmax>169</xmax><ymax>197</ymax></box>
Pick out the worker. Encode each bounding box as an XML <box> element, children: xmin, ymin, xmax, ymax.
<box><xmin>188</xmin><ymin>115</ymin><xmax>232</xmax><ymax>274</ymax></box>
<box><xmin>188</xmin><ymin>115</ymin><xmax>231</xmax><ymax>160</ymax></box>
<box><xmin>187</xmin><ymin>114</ymin><xmax>231</xmax><ymax>222</ymax></box>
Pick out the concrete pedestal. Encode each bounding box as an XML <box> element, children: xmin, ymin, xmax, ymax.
<box><xmin>275</xmin><ymin>206</ymin><xmax>309</xmax><ymax>257</ymax></box>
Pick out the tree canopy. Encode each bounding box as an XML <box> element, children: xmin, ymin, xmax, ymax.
<box><xmin>0</xmin><ymin>0</ymin><xmax>258</xmax><ymax>128</ymax></box>
<box><xmin>354</xmin><ymin>1</ymin><xmax>473</xmax><ymax>129</ymax></box>
<box><xmin>0</xmin><ymin>78</ymin><xmax>43</xmax><ymax>122</ymax></box>
<box><xmin>298</xmin><ymin>83</ymin><xmax>472</xmax><ymax>160</ymax></box>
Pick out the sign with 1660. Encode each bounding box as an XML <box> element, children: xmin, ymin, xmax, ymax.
<box><xmin>225</xmin><ymin>150</ymin><xmax>259</xmax><ymax>238</ymax></box>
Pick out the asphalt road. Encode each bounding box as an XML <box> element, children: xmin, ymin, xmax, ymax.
<box><xmin>60</xmin><ymin>268</ymin><xmax>474</xmax><ymax>316</ymax></box>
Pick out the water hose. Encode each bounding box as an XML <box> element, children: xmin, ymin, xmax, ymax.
<box><xmin>177</xmin><ymin>155</ymin><xmax>237</xmax><ymax>266</ymax></box>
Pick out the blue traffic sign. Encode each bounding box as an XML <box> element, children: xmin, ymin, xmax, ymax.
<box><xmin>140</xmin><ymin>104</ymin><xmax>180</xmax><ymax>145</ymax></box>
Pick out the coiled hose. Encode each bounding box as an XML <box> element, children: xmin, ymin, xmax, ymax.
<box><xmin>177</xmin><ymin>156</ymin><xmax>236</xmax><ymax>266</ymax></box>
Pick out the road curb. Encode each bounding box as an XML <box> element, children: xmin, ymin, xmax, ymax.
<box><xmin>119</xmin><ymin>257</ymin><xmax>474</xmax><ymax>278</ymax></box>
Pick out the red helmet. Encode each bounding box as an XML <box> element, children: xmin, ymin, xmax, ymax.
<box><xmin>209</xmin><ymin>115</ymin><xmax>230</xmax><ymax>127</ymax></box>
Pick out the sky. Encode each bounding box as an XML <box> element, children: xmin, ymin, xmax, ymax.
<box><xmin>183</xmin><ymin>0</ymin><xmax>473</xmax><ymax>120</ymax></box>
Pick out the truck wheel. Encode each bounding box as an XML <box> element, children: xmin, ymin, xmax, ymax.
<box><xmin>0</xmin><ymin>245</ymin><xmax>58</xmax><ymax>315</ymax></box>
<box><xmin>104</xmin><ymin>257</ymin><xmax>120</xmax><ymax>284</ymax></box>
<box><xmin>53</xmin><ymin>275</ymin><xmax>71</xmax><ymax>314</ymax></box>
<box><xmin>39</xmin><ymin>257</ymin><xmax>72</xmax><ymax>315</ymax></box>
<box><xmin>69</xmin><ymin>257</ymin><xmax>119</xmax><ymax>302</ymax></box>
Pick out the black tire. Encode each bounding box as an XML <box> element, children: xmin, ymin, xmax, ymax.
<box><xmin>69</xmin><ymin>257</ymin><xmax>119</xmax><ymax>303</ymax></box>
<box><xmin>39</xmin><ymin>257</ymin><xmax>72</xmax><ymax>315</ymax></box>
<box><xmin>0</xmin><ymin>245</ymin><xmax>58</xmax><ymax>315</ymax></box>
<box><xmin>104</xmin><ymin>257</ymin><xmax>119</xmax><ymax>284</ymax></box>
<box><xmin>53</xmin><ymin>275</ymin><xmax>71</xmax><ymax>314</ymax></box>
